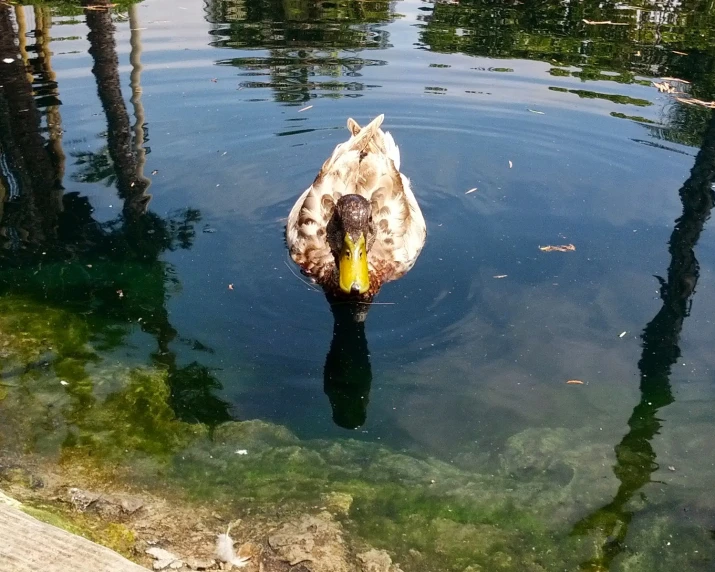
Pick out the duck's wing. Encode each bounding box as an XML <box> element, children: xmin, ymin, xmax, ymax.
<box><xmin>368</xmin><ymin>170</ymin><xmax>426</xmax><ymax>281</ymax></box>
<box><xmin>345</xmin><ymin>117</ymin><xmax>426</xmax><ymax>282</ymax></box>
<box><xmin>286</xmin><ymin>183</ymin><xmax>335</xmax><ymax>281</ymax></box>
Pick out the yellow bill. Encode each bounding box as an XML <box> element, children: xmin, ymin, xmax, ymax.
<box><xmin>339</xmin><ymin>233</ymin><xmax>369</xmax><ymax>294</ymax></box>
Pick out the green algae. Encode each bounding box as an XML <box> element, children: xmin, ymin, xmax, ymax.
<box><xmin>0</xmin><ymin>303</ymin><xmax>578</xmax><ymax>572</ymax></box>
<box><xmin>2</xmin><ymin>295</ymin><xmax>715</xmax><ymax>572</ymax></box>
<box><xmin>166</xmin><ymin>421</ymin><xmax>596</xmax><ymax>570</ymax></box>
<box><xmin>62</xmin><ymin>367</ymin><xmax>206</xmax><ymax>459</ymax></box>
<box><xmin>21</xmin><ymin>502</ymin><xmax>137</xmax><ymax>557</ymax></box>
<box><xmin>0</xmin><ymin>295</ymin><xmax>93</xmax><ymax>372</ymax></box>
<box><xmin>0</xmin><ymin>296</ymin><xmax>203</xmax><ymax>463</ymax></box>
<box><xmin>22</xmin><ymin>503</ymin><xmax>91</xmax><ymax>537</ymax></box>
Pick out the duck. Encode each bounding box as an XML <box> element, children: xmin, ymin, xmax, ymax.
<box><xmin>286</xmin><ymin>114</ymin><xmax>426</xmax><ymax>302</ymax></box>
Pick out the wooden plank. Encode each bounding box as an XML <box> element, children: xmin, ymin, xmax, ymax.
<box><xmin>0</xmin><ymin>495</ymin><xmax>148</xmax><ymax>572</ymax></box>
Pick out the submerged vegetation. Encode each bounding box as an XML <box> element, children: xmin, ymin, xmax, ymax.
<box><xmin>2</xmin><ymin>289</ymin><xmax>715</xmax><ymax>570</ymax></box>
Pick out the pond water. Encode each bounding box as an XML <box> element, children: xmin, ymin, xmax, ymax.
<box><xmin>1</xmin><ymin>0</ymin><xmax>715</xmax><ymax>569</ymax></box>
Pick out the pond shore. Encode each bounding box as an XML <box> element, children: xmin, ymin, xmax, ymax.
<box><xmin>0</xmin><ymin>468</ymin><xmax>402</xmax><ymax>572</ymax></box>
<box><xmin>0</xmin><ymin>492</ymin><xmax>148</xmax><ymax>572</ymax></box>
<box><xmin>3</xmin><ymin>294</ymin><xmax>715</xmax><ymax>571</ymax></box>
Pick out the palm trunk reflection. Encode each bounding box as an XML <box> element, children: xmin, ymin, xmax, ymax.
<box><xmin>0</xmin><ymin>4</ymin><xmax>60</xmax><ymax>248</ymax></box>
<box><xmin>81</xmin><ymin>1</ymin><xmax>232</xmax><ymax>425</ymax></box>
<box><xmin>572</xmin><ymin>111</ymin><xmax>715</xmax><ymax>570</ymax></box>
<box><xmin>83</xmin><ymin>0</ymin><xmax>150</xmax><ymax>218</ymax></box>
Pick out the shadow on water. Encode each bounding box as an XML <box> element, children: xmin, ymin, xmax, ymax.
<box><xmin>571</xmin><ymin>111</ymin><xmax>715</xmax><ymax>570</ymax></box>
<box><xmin>0</xmin><ymin>1</ymin><xmax>232</xmax><ymax>427</ymax></box>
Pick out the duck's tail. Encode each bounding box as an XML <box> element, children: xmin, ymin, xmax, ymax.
<box><xmin>323</xmin><ymin>114</ymin><xmax>402</xmax><ymax>172</ymax></box>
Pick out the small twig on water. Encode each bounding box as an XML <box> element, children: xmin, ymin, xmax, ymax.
<box><xmin>582</xmin><ymin>19</ymin><xmax>628</xmax><ymax>25</ymax></box>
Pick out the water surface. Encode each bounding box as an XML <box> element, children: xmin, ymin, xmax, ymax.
<box><xmin>1</xmin><ymin>0</ymin><xmax>715</xmax><ymax>569</ymax></box>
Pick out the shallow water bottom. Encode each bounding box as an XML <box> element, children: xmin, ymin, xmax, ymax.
<box><xmin>2</xmin><ymin>0</ymin><xmax>715</xmax><ymax>569</ymax></box>
<box><xmin>1</xmin><ymin>295</ymin><xmax>714</xmax><ymax>571</ymax></box>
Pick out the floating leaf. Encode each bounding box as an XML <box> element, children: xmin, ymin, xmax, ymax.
<box><xmin>539</xmin><ymin>244</ymin><xmax>575</xmax><ymax>252</ymax></box>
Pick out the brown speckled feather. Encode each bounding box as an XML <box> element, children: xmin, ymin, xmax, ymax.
<box><xmin>286</xmin><ymin>115</ymin><xmax>426</xmax><ymax>297</ymax></box>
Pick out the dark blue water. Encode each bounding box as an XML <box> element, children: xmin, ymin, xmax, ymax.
<box><xmin>2</xmin><ymin>1</ymin><xmax>715</xmax><ymax>567</ymax></box>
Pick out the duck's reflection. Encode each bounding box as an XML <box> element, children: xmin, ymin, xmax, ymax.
<box><xmin>323</xmin><ymin>301</ymin><xmax>373</xmax><ymax>429</ymax></box>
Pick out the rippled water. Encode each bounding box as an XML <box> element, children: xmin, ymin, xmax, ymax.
<box><xmin>2</xmin><ymin>0</ymin><xmax>715</xmax><ymax>568</ymax></box>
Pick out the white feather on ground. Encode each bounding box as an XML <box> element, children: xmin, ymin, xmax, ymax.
<box><xmin>215</xmin><ymin>524</ymin><xmax>251</xmax><ymax>567</ymax></box>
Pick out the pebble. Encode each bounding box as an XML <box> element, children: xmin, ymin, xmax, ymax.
<box><xmin>146</xmin><ymin>547</ymin><xmax>182</xmax><ymax>570</ymax></box>
<box><xmin>185</xmin><ymin>557</ymin><xmax>216</xmax><ymax>570</ymax></box>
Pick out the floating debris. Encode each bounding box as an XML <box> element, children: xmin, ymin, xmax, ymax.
<box><xmin>653</xmin><ymin>81</ymin><xmax>677</xmax><ymax>94</ymax></box>
<box><xmin>228</xmin><ymin>284</ymin><xmax>234</xmax><ymax>291</ymax></box>
<box><xmin>671</xmin><ymin>51</ymin><xmax>688</xmax><ymax>56</ymax></box>
<box><xmin>210</xmin><ymin>78</ymin><xmax>218</xmax><ymax>83</ymax></box>
<box><xmin>3</xmin><ymin>58</ymin><xmax>14</xmax><ymax>64</ymax></box>
<box><xmin>661</xmin><ymin>76</ymin><xmax>691</xmax><ymax>84</ymax></box>
<box><xmin>493</xmin><ymin>275</ymin><xmax>508</xmax><ymax>279</ymax></box>
<box><xmin>298</xmin><ymin>105</ymin><xmax>313</xmax><ymax>112</ymax></box>
<box><xmin>539</xmin><ymin>244</ymin><xmax>576</xmax><ymax>252</ymax></box>
<box><xmin>668</xmin><ymin>465</ymin><xmax>676</xmax><ymax>471</ymax></box>
<box><xmin>84</xmin><ymin>3</ymin><xmax>117</xmax><ymax>10</ymax></box>
<box><xmin>619</xmin><ymin>331</ymin><xmax>627</xmax><ymax>338</ymax></box>
<box><xmin>675</xmin><ymin>96</ymin><xmax>715</xmax><ymax>109</ymax></box>
<box><xmin>582</xmin><ymin>19</ymin><xmax>628</xmax><ymax>25</ymax></box>
<box><xmin>465</xmin><ymin>187</ymin><xmax>478</xmax><ymax>194</ymax></box>
<box><xmin>566</xmin><ymin>380</ymin><xmax>584</xmax><ymax>385</ymax></box>
<box><xmin>235</xmin><ymin>449</ymin><xmax>248</xmax><ymax>455</ymax></box>
<box><xmin>527</xmin><ymin>108</ymin><xmax>545</xmax><ymax>114</ymax></box>
<box><xmin>509</xmin><ymin>160</ymin><xmax>513</xmax><ymax>168</ymax></box>
<box><xmin>151</xmin><ymin>169</ymin><xmax>159</xmax><ymax>175</ymax></box>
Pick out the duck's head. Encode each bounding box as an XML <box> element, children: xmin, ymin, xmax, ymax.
<box><xmin>328</xmin><ymin>195</ymin><xmax>374</xmax><ymax>295</ymax></box>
